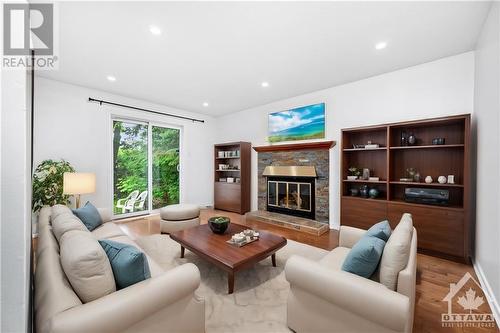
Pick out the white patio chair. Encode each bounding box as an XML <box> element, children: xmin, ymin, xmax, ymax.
<box><xmin>116</xmin><ymin>190</ymin><xmax>139</xmax><ymax>213</ymax></box>
<box><xmin>125</xmin><ymin>190</ymin><xmax>148</xmax><ymax>213</ymax></box>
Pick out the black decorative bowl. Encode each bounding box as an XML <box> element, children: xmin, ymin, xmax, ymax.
<box><xmin>208</xmin><ymin>216</ymin><xmax>230</xmax><ymax>234</ymax></box>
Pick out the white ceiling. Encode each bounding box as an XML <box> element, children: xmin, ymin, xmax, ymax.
<box><xmin>38</xmin><ymin>1</ymin><xmax>491</xmax><ymax>116</ymax></box>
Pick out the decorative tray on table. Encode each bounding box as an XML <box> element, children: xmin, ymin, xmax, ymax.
<box><xmin>226</xmin><ymin>229</ymin><xmax>260</xmax><ymax>247</ymax></box>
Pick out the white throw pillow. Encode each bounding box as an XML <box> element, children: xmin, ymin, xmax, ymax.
<box><xmin>52</xmin><ymin>212</ymin><xmax>88</xmax><ymax>241</ymax></box>
<box><xmin>60</xmin><ymin>230</ymin><xmax>116</xmax><ymax>303</ymax></box>
<box><xmin>379</xmin><ymin>213</ymin><xmax>413</xmax><ymax>290</ymax></box>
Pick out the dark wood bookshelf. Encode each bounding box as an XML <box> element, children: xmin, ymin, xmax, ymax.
<box><xmin>340</xmin><ymin>114</ymin><xmax>471</xmax><ymax>263</ymax></box>
<box><xmin>214</xmin><ymin>142</ymin><xmax>251</xmax><ymax>214</ymax></box>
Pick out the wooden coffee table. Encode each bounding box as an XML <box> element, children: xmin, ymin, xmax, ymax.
<box><xmin>169</xmin><ymin>223</ymin><xmax>287</xmax><ymax>294</ymax></box>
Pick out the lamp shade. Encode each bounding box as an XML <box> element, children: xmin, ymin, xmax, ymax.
<box><xmin>63</xmin><ymin>172</ymin><xmax>96</xmax><ymax>195</ymax></box>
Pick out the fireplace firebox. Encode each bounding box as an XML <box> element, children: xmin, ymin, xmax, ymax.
<box><xmin>263</xmin><ymin>166</ymin><xmax>317</xmax><ymax>220</ymax></box>
<box><xmin>266</xmin><ymin>176</ymin><xmax>315</xmax><ymax>219</ymax></box>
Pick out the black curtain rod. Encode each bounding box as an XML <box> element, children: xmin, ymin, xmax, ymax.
<box><xmin>88</xmin><ymin>97</ymin><xmax>205</xmax><ymax>123</ymax></box>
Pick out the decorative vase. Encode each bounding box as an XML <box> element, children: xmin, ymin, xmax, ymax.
<box><xmin>414</xmin><ymin>172</ymin><xmax>421</xmax><ymax>183</ymax></box>
<box><xmin>208</xmin><ymin>216</ymin><xmax>230</xmax><ymax>234</ymax></box>
<box><xmin>349</xmin><ymin>188</ymin><xmax>359</xmax><ymax>196</ymax></box>
<box><xmin>425</xmin><ymin>176</ymin><xmax>433</xmax><ymax>184</ymax></box>
<box><xmin>408</xmin><ymin>133</ymin><xmax>416</xmax><ymax>145</ymax></box>
<box><xmin>347</xmin><ymin>175</ymin><xmax>358</xmax><ymax>180</ymax></box>
<box><xmin>359</xmin><ymin>185</ymin><xmax>369</xmax><ymax>198</ymax></box>
<box><xmin>362</xmin><ymin>168</ymin><xmax>370</xmax><ymax>180</ymax></box>
<box><xmin>368</xmin><ymin>188</ymin><xmax>379</xmax><ymax>199</ymax></box>
<box><xmin>401</xmin><ymin>132</ymin><xmax>408</xmax><ymax>146</ymax></box>
<box><xmin>438</xmin><ymin>176</ymin><xmax>447</xmax><ymax>184</ymax></box>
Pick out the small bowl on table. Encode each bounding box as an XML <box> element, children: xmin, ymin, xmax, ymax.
<box><xmin>208</xmin><ymin>216</ymin><xmax>230</xmax><ymax>234</ymax></box>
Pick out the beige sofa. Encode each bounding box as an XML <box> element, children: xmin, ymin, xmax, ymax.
<box><xmin>285</xmin><ymin>214</ymin><xmax>417</xmax><ymax>333</ymax></box>
<box><xmin>35</xmin><ymin>205</ymin><xmax>205</xmax><ymax>333</ymax></box>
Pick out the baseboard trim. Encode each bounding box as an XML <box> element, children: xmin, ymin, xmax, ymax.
<box><xmin>472</xmin><ymin>258</ymin><xmax>500</xmax><ymax>326</ymax></box>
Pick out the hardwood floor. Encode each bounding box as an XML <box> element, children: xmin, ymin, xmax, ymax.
<box><xmin>117</xmin><ymin>209</ymin><xmax>498</xmax><ymax>333</ymax></box>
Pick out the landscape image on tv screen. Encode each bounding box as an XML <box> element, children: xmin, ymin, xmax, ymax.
<box><xmin>268</xmin><ymin>103</ymin><xmax>325</xmax><ymax>143</ymax></box>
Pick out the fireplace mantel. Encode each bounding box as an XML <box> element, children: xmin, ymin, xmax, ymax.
<box><xmin>253</xmin><ymin>140</ymin><xmax>336</xmax><ymax>153</ymax></box>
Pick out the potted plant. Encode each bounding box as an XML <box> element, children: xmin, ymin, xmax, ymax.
<box><xmin>32</xmin><ymin>159</ymin><xmax>75</xmax><ymax>213</ymax></box>
<box><xmin>347</xmin><ymin>167</ymin><xmax>361</xmax><ymax>180</ymax></box>
<box><xmin>208</xmin><ymin>216</ymin><xmax>230</xmax><ymax>234</ymax></box>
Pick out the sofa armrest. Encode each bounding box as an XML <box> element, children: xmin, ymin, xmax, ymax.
<box><xmin>97</xmin><ymin>208</ymin><xmax>112</xmax><ymax>223</ymax></box>
<box><xmin>339</xmin><ymin>225</ymin><xmax>366</xmax><ymax>248</ymax></box>
<box><xmin>46</xmin><ymin>263</ymin><xmax>202</xmax><ymax>333</ymax></box>
<box><xmin>285</xmin><ymin>255</ymin><xmax>410</xmax><ymax>332</ymax></box>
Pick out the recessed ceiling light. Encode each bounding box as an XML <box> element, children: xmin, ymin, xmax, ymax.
<box><xmin>375</xmin><ymin>41</ymin><xmax>388</xmax><ymax>50</ymax></box>
<box><xmin>261</xmin><ymin>81</ymin><xmax>270</xmax><ymax>88</ymax></box>
<box><xmin>106</xmin><ymin>75</ymin><xmax>116</xmax><ymax>82</ymax></box>
<box><xmin>149</xmin><ymin>25</ymin><xmax>161</xmax><ymax>35</ymax></box>
<box><xmin>203</xmin><ymin>102</ymin><xmax>209</xmax><ymax>107</ymax></box>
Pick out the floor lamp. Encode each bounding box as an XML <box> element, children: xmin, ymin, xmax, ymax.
<box><xmin>63</xmin><ymin>172</ymin><xmax>96</xmax><ymax>208</ymax></box>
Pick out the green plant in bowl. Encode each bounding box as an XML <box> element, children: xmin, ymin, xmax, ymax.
<box><xmin>208</xmin><ymin>216</ymin><xmax>230</xmax><ymax>234</ymax></box>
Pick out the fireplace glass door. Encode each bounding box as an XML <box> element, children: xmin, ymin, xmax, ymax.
<box><xmin>268</xmin><ymin>181</ymin><xmax>311</xmax><ymax>212</ymax></box>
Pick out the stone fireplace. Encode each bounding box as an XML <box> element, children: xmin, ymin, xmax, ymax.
<box><xmin>255</xmin><ymin>141</ymin><xmax>334</xmax><ymax>224</ymax></box>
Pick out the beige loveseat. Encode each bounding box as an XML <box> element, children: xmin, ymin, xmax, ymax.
<box><xmin>35</xmin><ymin>205</ymin><xmax>205</xmax><ymax>333</ymax></box>
<box><xmin>285</xmin><ymin>214</ymin><xmax>417</xmax><ymax>333</ymax></box>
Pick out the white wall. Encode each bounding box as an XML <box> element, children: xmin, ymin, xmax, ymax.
<box><xmin>215</xmin><ymin>52</ymin><xmax>475</xmax><ymax>229</ymax></box>
<box><xmin>1</xmin><ymin>69</ymin><xmax>31</xmax><ymax>331</ymax></box>
<box><xmin>34</xmin><ymin>77</ymin><xmax>216</xmax><ymax>212</ymax></box>
<box><xmin>473</xmin><ymin>2</ymin><xmax>500</xmax><ymax>322</ymax></box>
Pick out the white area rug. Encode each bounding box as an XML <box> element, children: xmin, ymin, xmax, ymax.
<box><xmin>135</xmin><ymin>234</ymin><xmax>328</xmax><ymax>333</ymax></box>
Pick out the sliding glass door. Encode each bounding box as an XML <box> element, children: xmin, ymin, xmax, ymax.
<box><xmin>112</xmin><ymin>119</ymin><xmax>180</xmax><ymax>217</ymax></box>
<box><xmin>152</xmin><ymin>126</ymin><xmax>180</xmax><ymax>209</ymax></box>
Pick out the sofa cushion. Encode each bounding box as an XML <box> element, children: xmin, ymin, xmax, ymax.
<box><xmin>379</xmin><ymin>213</ymin><xmax>413</xmax><ymax>290</ymax></box>
<box><xmin>59</xmin><ymin>230</ymin><xmax>116</xmax><ymax>303</ymax></box>
<box><xmin>160</xmin><ymin>204</ymin><xmax>200</xmax><ymax>221</ymax></box>
<box><xmin>72</xmin><ymin>201</ymin><xmax>103</xmax><ymax>231</ymax></box>
<box><xmin>92</xmin><ymin>222</ymin><xmax>125</xmax><ymax>240</ymax></box>
<box><xmin>319</xmin><ymin>247</ymin><xmax>351</xmax><ymax>271</ymax></box>
<box><xmin>51</xmin><ymin>204</ymin><xmax>73</xmax><ymax>221</ymax></box>
<box><xmin>366</xmin><ymin>220</ymin><xmax>392</xmax><ymax>242</ymax></box>
<box><xmin>105</xmin><ymin>235</ymin><xmax>164</xmax><ymax>277</ymax></box>
<box><xmin>51</xmin><ymin>212</ymin><xmax>88</xmax><ymax>242</ymax></box>
<box><xmin>99</xmin><ymin>240</ymin><xmax>151</xmax><ymax>289</ymax></box>
<box><xmin>341</xmin><ymin>235</ymin><xmax>386</xmax><ymax>278</ymax></box>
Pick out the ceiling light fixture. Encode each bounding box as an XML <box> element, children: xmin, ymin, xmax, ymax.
<box><xmin>261</xmin><ymin>81</ymin><xmax>270</xmax><ymax>88</ymax></box>
<box><xmin>203</xmin><ymin>102</ymin><xmax>209</xmax><ymax>107</ymax></box>
<box><xmin>375</xmin><ymin>41</ymin><xmax>388</xmax><ymax>50</ymax></box>
<box><xmin>149</xmin><ymin>25</ymin><xmax>161</xmax><ymax>35</ymax></box>
<box><xmin>106</xmin><ymin>75</ymin><xmax>116</xmax><ymax>82</ymax></box>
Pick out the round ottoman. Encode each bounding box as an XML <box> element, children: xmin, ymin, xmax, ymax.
<box><xmin>160</xmin><ymin>204</ymin><xmax>200</xmax><ymax>234</ymax></box>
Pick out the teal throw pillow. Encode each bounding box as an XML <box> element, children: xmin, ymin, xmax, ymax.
<box><xmin>72</xmin><ymin>201</ymin><xmax>102</xmax><ymax>231</ymax></box>
<box><xmin>341</xmin><ymin>235</ymin><xmax>386</xmax><ymax>278</ymax></box>
<box><xmin>99</xmin><ymin>240</ymin><xmax>151</xmax><ymax>289</ymax></box>
<box><xmin>366</xmin><ymin>220</ymin><xmax>392</xmax><ymax>242</ymax></box>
